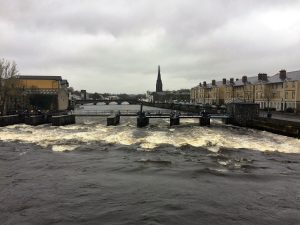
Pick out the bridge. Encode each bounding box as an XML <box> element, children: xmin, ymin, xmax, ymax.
<box><xmin>74</xmin><ymin>99</ymin><xmax>140</xmax><ymax>105</ymax></box>
<box><xmin>70</xmin><ymin>109</ymin><xmax>230</xmax><ymax>127</ymax></box>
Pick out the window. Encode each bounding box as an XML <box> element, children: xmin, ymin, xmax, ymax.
<box><xmin>285</xmin><ymin>92</ymin><xmax>288</xmax><ymax>99</ymax></box>
<box><xmin>292</xmin><ymin>91</ymin><xmax>295</xmax><ymax>99</ymax></box>
<box><xmin>292</xmin><ymin>81</ymin><xmax>295</xmax><ymax>88</ymax></box>
<box><xmin>285</xmin><ymin>82</ymin><xmax>288</xmax><ymax>88</ymax></box>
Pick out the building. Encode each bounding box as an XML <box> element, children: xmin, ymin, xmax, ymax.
<box><xmin>191</xmin><ymin>79</ymin><xmax>228</xmax><ymax>105</ymax></box>
<box><xmin>80</xmin><ymin>90</ymin><xmax>87</xmax><ymax>100</ymax></box>
<box><xmin>147</xmin><ymin>66</ymin><xmax>190</xmax><ymax>103</ymax></box>
<box><xmin>260</xmin><ymin>70</ymin><xmax>300</xmax><ymax>111</ymax></box>
<box><xmin>17</xmin><ymin>75</ymin><xmax>69</xmax><ymax>111</ymax></box>
<box><xmin>224</xmin><ymin>76</ymin><xmax>260</xmax><ymax>104</ymax></box>
<box><xmin>156</xmin><ymin>65</ymin><xmax>163</xmax><ymax>92</ymax></box>
<box><xmin>152</xmin><ymin>89</ymin><xmax>190</xmax><ymax>103</ymax></box>
<box><xmin>191</xmin><ymin>69</ymin><xmax>300</xmax><ymax>112</ymax></box>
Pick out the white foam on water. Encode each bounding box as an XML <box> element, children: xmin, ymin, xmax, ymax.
<box><xmin>0</xmin><ymin>122</ymin><xmax>299</xmax><ymax>153</ymax></box>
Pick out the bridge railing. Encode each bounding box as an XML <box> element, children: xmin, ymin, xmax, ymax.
<box><xmin>70</xmin><ymin>109</ymin><xmax>173</xmax><ymax>115</ymax></box>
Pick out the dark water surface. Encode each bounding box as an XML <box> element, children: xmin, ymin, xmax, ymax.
<box><xmin>1</xmin><ymin>105</ymin><xmax>300</xmax><ymax>225</ymax></box>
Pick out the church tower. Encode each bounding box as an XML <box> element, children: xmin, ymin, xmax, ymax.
<box><xmin>156</xmin><ymin>65</ymin><xmax>163</xmax><ymax>92</ymax></box>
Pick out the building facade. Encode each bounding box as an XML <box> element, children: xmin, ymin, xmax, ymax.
<box><xmin>191</xmin><ymin>79</ymin><xmax>227</xmax><ymax>105</ymax></box>
<box><xmin>191</xmin><ymin>69</ymin><xmax>300</xmax><ymax>112</ymax></box>
<box><xmin>17</xmin><ymin>75</ymin><xmax>69</xmax><ymax>111</ymax></box>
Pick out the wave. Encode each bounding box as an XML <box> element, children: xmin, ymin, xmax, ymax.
<box><xmin>0</xmin><ymin>120</ymin><xmax>299</xmax><ymax>154</ymax></box>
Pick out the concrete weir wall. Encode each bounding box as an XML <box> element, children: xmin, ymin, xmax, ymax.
<box><xmin>52</xmin><ymin>115</ymin><xmax>76</xmax><ymax>126</ymax></box>
<box><xmin>107</xmin><ymin>114</ymin><xmax>120</xmax><ymax>126</ymax></box>
<box><xmin>0</xmin><ymin>115</ymin><xmax>23</xmax><ymax>127</ymax></box>
<box><xmin>25</xmin><ymin>115</ymin><xmax>49</xmax><ymax>126</ymax></box>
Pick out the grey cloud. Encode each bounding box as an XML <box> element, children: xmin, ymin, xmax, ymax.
<box><xmin>1</xmin><ymin>0</ymin><xmax>300</xmax><ymax>93</ymax></box>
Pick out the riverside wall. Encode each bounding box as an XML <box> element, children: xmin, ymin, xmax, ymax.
<box><xmin>246</xmin><ymin>118</ymin><xmax>300</xmax><ymax>138</ymax></box>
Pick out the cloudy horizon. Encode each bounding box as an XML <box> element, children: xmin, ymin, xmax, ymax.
<box><xmin>1</xmin><ymin>0</ymin><xmax>300</xmax><ymax>93</ymax></box>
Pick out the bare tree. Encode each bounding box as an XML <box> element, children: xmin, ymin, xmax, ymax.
<box><xmin>0</xmin><ymin>59</ymin><xmax>20</xmax><ymax>115</ymax></box>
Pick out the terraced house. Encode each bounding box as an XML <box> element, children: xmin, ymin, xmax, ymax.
<box><xmin>191</xmin><ymin>79</ymin><xmax>227</xmax><ymax>105</ymax></box>
<box><xmin>191</xmin><ymin>69</ymin><xmax>300</xmax><ymax>112</ymax></box>
<box><xmin>262</xmin><ymin>70</ymin><xmax>300</xmax><ymax>111</ymax></box>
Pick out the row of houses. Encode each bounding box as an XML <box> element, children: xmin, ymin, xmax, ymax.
<box><xmin>190</xmin><ymin>69</ymin><xmax>300</xmax><ymax>112</ymax></box>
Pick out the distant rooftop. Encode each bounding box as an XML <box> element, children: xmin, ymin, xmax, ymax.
<box><xmin>268</xmin><ymin>70</ymin><xmax>300</xmax><ymax>84</ymax></box>
<box><xmin>17</xmin><ymin>75</ymin><xmax>62</xmax><ymax>81</ymax></box>
<box><xmin>192</xmin><ymin>69</ymin><xmax>300</xmax><ymax>88</ymax></box>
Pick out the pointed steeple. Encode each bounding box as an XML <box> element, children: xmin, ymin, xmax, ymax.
<box><xmin>156</xmin><ymin>65</ymin><xmax>163</xmax><ymax>92</ymax></box>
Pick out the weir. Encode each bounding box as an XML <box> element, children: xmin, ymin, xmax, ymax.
<box><xmin>0</xmin><ymin>115</ymin><xmax>23</xmax><ymax>127</ymax></box>
<box><xmin>170</xmin><ymin>112</ymin><xmax>180</xmax><ymax>126</ymax></box>
<box><xmin>107</xmin><ymin>113</ymin><xmax>120</xmax><ymax>126</ymax></box>
<box><xmin>137</xmin><ymin>103</ymin><xmax>149</xmax><ymax>127</ymax></box>
<box><xmin>52</xmin><ymin>115</ymin><xmax>76</xmax><ymax>126</ymax></box>
<box><xmin>25</xmin><ymin>115</ymin><xmax>49</xmax><ymax>126</ymax></box>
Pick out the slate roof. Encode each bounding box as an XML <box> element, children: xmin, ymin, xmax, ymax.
<box><xmin>268</xmin><ymin>70</ymin><xmax>300</xmax><ymax>84</ymax></box>
<box><xmin>193</xmin><ymin>69</ymin><xmax>300</xmax><ymax>89</ymax></box>
<box><xmin>233</xmin><ymin>76</ymin><xmax>260</xmax><ymax>87</ymax></box>
<box><xmin>17</xmin><ymin>75</ymin><xmax>62</xmax><ymax>81</ymax></box>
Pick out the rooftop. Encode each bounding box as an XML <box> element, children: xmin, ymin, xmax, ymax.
<box><xmin>17</xmin><ymin>75</ymin><xmax>62</xmax><ymax>81</ymax></box>
<box><xmin>268</xmin><ymin>70</ymin><xmax>300</xmax><ymax>84</ymax></box>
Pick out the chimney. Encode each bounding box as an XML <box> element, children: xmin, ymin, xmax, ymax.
<box><xmin>242</xmin><ymin>76</ymin><xmax>247</xmax><ymax>83</ymax></box>
<box><xmin>279</xmin><ymin>69</ymin><xmax>286</xmax><ymax>80</ymax></box>
<box><xmin>212</xmin><ymin>80</ymin><xmax>216</xmax><ymax>86</ymax></box>
<box><xmin>203</xmin><ymin>81</ymin><xmax>207</xmax><ymax>87</ymax></box>
<box><xmin>222</xmin><ymin>78</ymin><xmax>226</xmax><ymax>85</ymax></box>
<box><xmin>230</xmin><ymin>78</ymin><xmax>234</xmax><ymax>84</ymax></box>
<box><xmin>258</xmin><ymin>73</ymin><xmax>268</xmax><ymax>81</ymax></box>
<box><xmin>199</xmin><ymin>82</ymin><xmax>202</xmax><ymax>87</ymax></box>
<box><xmin>236</xmin><ymin>78</ymin><xmax>239</xmax><ymax>81</ymax></box>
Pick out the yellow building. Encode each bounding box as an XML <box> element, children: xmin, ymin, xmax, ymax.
<box><xmin>191</xmin><ymin>69</ymin><xmax>300</xmax><ymax>112</ymax></box>
<box><xmin>17</xmin><ymin>75</ymin><xmax>69</xmax><ymax>111</ymax></box>
<box><xmin>191</xmin><ymin>79</ymin><xmax>227</xmax><ymax>105</ymax></box>
<box><xmin>261</xmin><ymin>70</ymin><xmax>300</xmax><ymax>112</ymax></box>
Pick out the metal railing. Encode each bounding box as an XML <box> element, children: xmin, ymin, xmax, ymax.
<box><xmin>70</xmin><ymin>109</ymin><xmax>173</xmax><ymax>116</ymax></box>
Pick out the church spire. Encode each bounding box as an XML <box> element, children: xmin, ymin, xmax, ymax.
<box><xmin>156</xmin><ymin>65</ymin><xmax>163</xmax><ymax>92</ymax></box>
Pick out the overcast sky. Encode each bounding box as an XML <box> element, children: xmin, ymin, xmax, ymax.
<box><xmin>1</xmin><ymin>0</ymin><xmax>300</xmax><ymax>93</ymax></box>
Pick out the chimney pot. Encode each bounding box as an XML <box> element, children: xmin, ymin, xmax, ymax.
<box><xmin>280</xmin><ymin>69</ymin><xmax>287</xmax><ymax>80</ymax></box>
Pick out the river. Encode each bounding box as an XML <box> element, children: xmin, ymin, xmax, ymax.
<box><xmin>0</xmin><ymin>104</ymin><xmax>300</xmax><ymax>225</ymax></box>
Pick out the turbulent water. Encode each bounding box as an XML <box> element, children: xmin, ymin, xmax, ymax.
<box><xmin>1</xmin><ymin>105</ymin><xmax>300</xmax><ymax>225</ymax></box>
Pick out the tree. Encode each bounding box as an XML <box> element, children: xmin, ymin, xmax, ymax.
<box><xmin>0</xmin><ymin>59</ymin><xmax>19</xmax><ymax>115</ymax></box>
